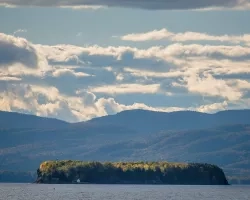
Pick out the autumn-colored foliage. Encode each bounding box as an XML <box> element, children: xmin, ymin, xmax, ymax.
<box><xmin>37</xmin><ymin>160</ymin><xmax>228</xmax><ymax>185</ymax></box>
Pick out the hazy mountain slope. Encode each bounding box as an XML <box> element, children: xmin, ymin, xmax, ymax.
<box><xmin>2</xmin><ymin>109</ymin><xmax>250</xmax><ymax>132</ymax></box>
<box><xmin>0</xmin><ymin>124</ymin><xmax>137</xmax><ymax>171</ymax></box>
<box><xmin>0</xmin><ymin>110</ymin><xmax>250</xmax><ymax>178</ymax></box>
<box><xmin>0</xmin><ymin>111</ymin><xmax>68</xmax><ymax>129</ymax></box>
<box><xmin>89</xmin><ymin>124</ymin><xmax>250</xmax><ymax>176</ymax></box>
<box><xmin>0</xmin><ymin>123</ymin><xmax>249</xmax><ymax>178</ymax></box>
<box><xmin>76</xmin><ymin>109</ymin><xmax>250</xmax><ymax>133</ymax></box>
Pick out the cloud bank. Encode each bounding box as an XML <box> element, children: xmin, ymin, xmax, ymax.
<box><xmin>1</xmin><ymin>32</ymin><xmax>250</xmax><ymax>122</ymax></box>
<box><xmin>1</xmin><ymin>0</ymin><xmax>250</xmax><ymax>10</ymax></box>
<box><xmin>121</xmin><ymin>28</ymin><xmax>250</xmax><ymax>45</ymax></box>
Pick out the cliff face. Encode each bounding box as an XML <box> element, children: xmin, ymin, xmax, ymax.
<box><xmin>36</xmin><ymin>161</ymin><xmax>229</xmax><ymax>185</ymax></box>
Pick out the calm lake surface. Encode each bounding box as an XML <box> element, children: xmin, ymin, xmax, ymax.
<box><xmin>0</xmin><ymin>184</ymin><xmax>249</xmax><ymax>200</ymax></box>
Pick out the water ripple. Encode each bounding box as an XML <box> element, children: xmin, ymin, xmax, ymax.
<box><xmin>0</xmin><ymin>184</ymin><xmax>249</xmax><ymax>200</ymax></box>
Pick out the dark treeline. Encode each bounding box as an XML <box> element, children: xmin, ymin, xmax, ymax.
<box><xmin>37</xmin><ymin>160</ymin><xmax>229</xmax><ymax>185</ymax></box>
<box><xmin>0</xmin><ymin>171</ymin><xmax>36</xmax><ymax>183</ymax></box>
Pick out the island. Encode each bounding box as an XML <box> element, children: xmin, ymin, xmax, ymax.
<box><xmin>36</xmin><ymin>160</ymin><xmax>229</xmax><ymax>185</ymax></box>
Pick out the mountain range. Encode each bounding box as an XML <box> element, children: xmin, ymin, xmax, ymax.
<box><xmin>0</xmin><ymin>109</ymin><xmax>250</xmax><ymax>182</ymax></box>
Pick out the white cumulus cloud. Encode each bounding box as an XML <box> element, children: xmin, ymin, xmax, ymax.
<box><xmin>1</xmin><ymin>32</ymin><xmax>250</xmax><ymax>122</ymax></box>
<box><xmin>90</xmin><ymin>84</ymin><xmax>161</xmax><ymax>95</ymax></box>
<box><xmin>121</xmin><ymin>28</ymin><xmax>250</xmax><ymax>46</ymax></box>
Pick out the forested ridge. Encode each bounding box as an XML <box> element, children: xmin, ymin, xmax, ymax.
<box><xmin>36</xmin><ymin>160</ymin><xmax>229</xmax><ymax>185</ymax></box>
<box><xmin>0</xmin><ymin>110</ymin><xmax>250</xmax><ymax>184</ymax></box>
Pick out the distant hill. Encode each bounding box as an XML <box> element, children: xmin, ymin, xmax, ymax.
<box><xmin>0</xmin><ymin>123</ymin><xmax>249</xmax><ymax>178</ymax></box>
<box><xmin>1</xmin><ymin>109</ymin><xmax>250</xmax><ymax>132</ymax></box>
<box><xmin>76</xmin><ymin>109</ymin><xmax>250</xmax><ymax>134</ymax></box>
<box><xmin>0</xmin><ymin>109</ymin><xmax>250</xmax><ymax>183</ymax></box>
<box><xmin>0</xmin><ymin>111</ymin><xmax>68</xmax><ymax>129</ymax></box>
<box><xmin>94</xmin><ymin>124</ymin><xmax>250</xmax><ymax>177</ymax></box>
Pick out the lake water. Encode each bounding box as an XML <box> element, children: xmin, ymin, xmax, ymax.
<box><xmin>0</xmin><ymin>184</ymin><xmax>249</xmax><ymax>200</ymax></box>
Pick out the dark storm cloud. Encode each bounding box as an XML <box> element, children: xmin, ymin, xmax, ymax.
<box><xmin>0</xmin><ymin>0</ymin><xmax>247</xmax><ymax>10</ymax></box>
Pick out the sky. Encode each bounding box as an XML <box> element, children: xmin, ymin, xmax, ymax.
<box><xmin>1</xmin><ymin>0</ymin><xmax>250</xmax><ymax>122</ymax></box>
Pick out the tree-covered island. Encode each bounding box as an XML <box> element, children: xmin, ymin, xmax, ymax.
<box><xmin>36</xmin><ymin>160</ymin><xmax>229</xmax><ymax>185</ymax></box>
